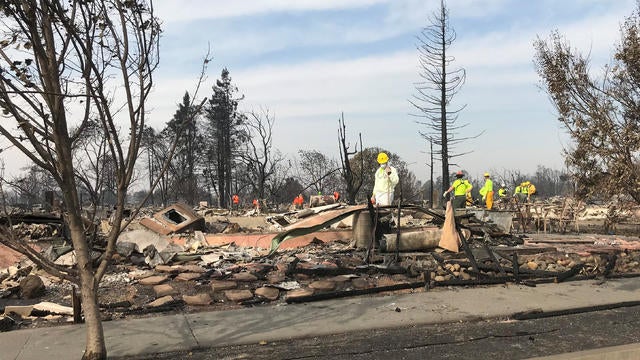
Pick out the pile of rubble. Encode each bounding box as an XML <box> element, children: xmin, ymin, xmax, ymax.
<box><xmin>1</xmin><ymin>200</ymin><xmax>640</xmax><ymax>332</ymax></box>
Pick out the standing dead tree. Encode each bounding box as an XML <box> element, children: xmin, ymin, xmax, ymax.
<box><xmin>410</xmin><ymin>0</ymin><xmax>477</xmax><ymax>194</ymax></box>
<box><xmin>338</xmin><ymin>112</ymin><xmax>363</xmax><ymax>204</ymax></box>
<box><xmin>0</xmin><ymin>1</ymin><xmax>160</xmax><ymax>358</ymax></box>
<box><xmin>534</xmin><ymin>6</ymin><xmax>640</xmax><ymax>204</ymax></box>
<box><xmin>241</xmin><ymin>107</ymin><xmax>283</xmax><ymax>201</ymax></box>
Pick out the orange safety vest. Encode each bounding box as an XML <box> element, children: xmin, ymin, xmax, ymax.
<box><xmin>232</xmin><ymin>195</ymin><xmax>239</xmax><ymax>204</ymax></box>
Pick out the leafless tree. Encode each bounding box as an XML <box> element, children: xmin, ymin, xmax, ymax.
<box><xmin>241</xmin><ymin>108</ymin><xmax>283</xmax><ymax>200</ymax></box>
<box><xmin>410</xmin><ymin>0</ymin><xmax>478</xmax><ymax>194</ymax></box>
<box><xmin>297</xmin><ymin>149</ymin><xmax>341</xmax><ymax>195</ymax></box>
<box><xmin>534</xmin><ymin>8</ymin><xmax>640</xmax><ymax>203</ymax></box>
<box><xmin>0</xmin><ymin>1</ymin><xmax>161</xmax><ymax>358</ymax></box>
<box><xmin>337</xmin><ymin>112</ymin><xmax>363</xmax><ymax>204</ymax></box>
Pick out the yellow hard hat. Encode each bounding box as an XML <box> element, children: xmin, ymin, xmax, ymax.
<box><xmin>377</xmin><ymin>152</ymin><xmax>389</xmax><ymax>164</ymax></box>
<box><xmin>484</xmin><ymin>172</ymin><xmax>490</xmax><ymax>177</ymax></box>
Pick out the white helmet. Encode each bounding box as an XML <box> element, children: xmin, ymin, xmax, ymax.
<box><xmin>501</xmin><ymin>183</ymin><xmax>506</xmax><ymax>187</ymax></box>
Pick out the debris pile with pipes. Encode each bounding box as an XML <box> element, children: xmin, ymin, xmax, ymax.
<box><xmin>1</xmin><ymin>199</ymin><xmax>640</xmax><ymax>332</ymax></box>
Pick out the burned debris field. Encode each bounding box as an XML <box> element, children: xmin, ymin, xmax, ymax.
<box><xmin>2</xmin><ymin>198</ymin><xmax>640</xmax><ymax>332</ymax></box>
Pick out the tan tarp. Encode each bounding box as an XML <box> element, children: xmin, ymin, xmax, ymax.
<box><xmin>438</xmin><ymin>200</ymin><xmax>460</xmax><ymax>252</ymax></box>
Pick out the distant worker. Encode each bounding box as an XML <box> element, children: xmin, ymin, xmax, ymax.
<box><xmin>293</xmin><ymin>194</ymin><xmax>304</xmax><ymax>209</ymax></box>
<box><xmin>479</xmin><ymin>172</ymin><xmax>494</xmax><ymax>210</ymax></box>
<box><xmin>370</xmin><ymin>152</ymin><xmax>399</xmax><ymax>206</ymax></box>
<box><xmin>333</xmin><ymin>191</ymin><xmax>340</xmax><ymax>202</ymax></box>
<box><xmin>444</xmin><ymin>170</ymin><xmax>473</xmax><ymax>209</ymax></box>
<box><xmin>232</xmin><ymin>194</ymin><xmax>239</xmax><ymax>210</ymax></box>
<box><xmin>252</xmin><ymin>198</ymin><xmax>260</xmax><ymax>214</ymax></box>
<box><xmin>515</xmin><ymin>181</ymin><xmax>536</xmax><ymax>203</ymax></box>
<box><xmin>525</xmin><ymin>181</ymin><xmax>537</xmax><ymax>202</ymax></box>
<box><xmin>498</xmin><ymin>183</ymin><xmax>508</xmax><ymax>198</ymax></box>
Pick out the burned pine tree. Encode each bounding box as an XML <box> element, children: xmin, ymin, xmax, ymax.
<box><xmin>338</xmin><ymin>112</ymin><xmax>364</xmax><ymax>204</ymax></box>
<box><xmin>534</xmin><ymin>6</ymin><xmax>640</xmax><ymax>203</ymax></box>
<box><xmin>203</xmin><ymin>68</ymin><xmax>247</xmax><ymax>209</ymax></box>
<box><xmin>410</xmin><ymin>0</ymin><xmax>474</xmax><ymax>194</ymax></box>
<box><xmin>161</xmin><ymin>92</ymin><xmax>203</xmax><ymax>206</ymax></box>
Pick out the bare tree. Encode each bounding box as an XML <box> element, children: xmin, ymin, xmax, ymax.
<box><xmin>534</xmin><ymin>8</ymin><xmax>640</xmax><ymax>203</ymax></box>
<box><xmin>297</xmin><ymin>149</ymin><xmax>340</xmax><ymax>194</ymax></box>
<box><xmin>338</xmin><ymin>112</ymin><xmax>364</xmax><ymax>204</ymax></box>
<box><xmin>241</xmin><ymin>108</ymin><xmax>283</xmax><ymax>200</ymax></box>
<box><xmin>0</xmin><ymin>1</ymin><xmax>160</xmax><ymax>358</ymax></box>
<box><xmin>410</xmin><ymin>0</ymin><xmax>476</xmax><ymax>194</ymax></box>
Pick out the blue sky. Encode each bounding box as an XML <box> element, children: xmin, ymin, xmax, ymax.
<box><xmin>3</xmin><ymin>0</ymin><xmax>637</xmax><ymax>183</ymax></box>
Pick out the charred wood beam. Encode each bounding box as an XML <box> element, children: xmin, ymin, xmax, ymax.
<box><xmin>433</xmin><ymin>276</ymin><xmax>537</xmax><ymax>287</ymax></box>
<box><xmin>431</xmin><ymin>253</ymin><xmax>458</xmax><ymax>278</ymax></box>
<box><xmin>603</xmin><ymin>254</ymin><xmax>617</xmax><ymax>278</ymax></box>
<box><xmin>285</xmin><ymin>281</ymin><xmax>426</xmax><ymax>304</ymax></box>
<box><xmin>434</xmin><ymin>276</ymin><xmax>516</xmax><ymax>286</ymax></box>
<box><xmin>529</xmin><ymin>274</ymin><xmax>597</xmax><ymax>284</ymax></box>
<box><xmin>285</xmin><ymin>257</ymin><xmax>301</xmax><ymax>277</ymax></box>
<box><xmin>99</xmin><ymin>300</ymin><xmax>133</xmax><ymax>309</ymax></box>
<box><xmin>364</xmin><ymin>200</ymin><xmax>378</xmax><ymax>264</ymax></box>
<box><xmin>293</xmin><ymin>265</ymin><xmax>407</xmax><ymax>277</ymax></box>
<box><xmin>394</xmin><ymin>200</ymin><xmax>401</xmax><ymax>263</ymax></box>
<box><xmin>458</xmin><ymin>227</ymin><xmax>480</xmax><ymax>275</ymax></box>
<box><xmin>555</xmin><ymin>264</ymin><xmax>584</xmax><ymax>283</ymax></box>
<box><xmin>0</xmin><ymin>214</ymin><xmax>63</xmax><ymax>225</ymax></box>
<box><xmin>72</xmin><ymin>287</ymin><xmax>83</xmax><ymax>324</ymax></box>
<box><xmin>424</xmin><ymin>271</ymin><xmax>431</xmax><ymax>291</ymax></box>
<box><xmin>512</xmin><ymin>252</ymin><xmax>520</xmax><ymax>283</ymax></box>
<box><xmin>605</xmin><ymin>272</ymin><xmax>640</xmax><ymax>279</ymax></box>
<box><xmin>512</xmin><ymin>301</ymin><xmax>640</xmax><ymax>321</ymax></box>
<box><xmin>482</xmin><ymin>239</ymin><xmax>506</xmax><ymax>276</ymax></box>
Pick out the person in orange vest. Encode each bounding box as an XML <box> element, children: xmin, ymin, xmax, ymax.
<box><xmin>333</xmin><ymin>191</ymin><xmax>340</xmax><ymax>202</ymax></box>
<box><xmin>293</xmin><ymin>194</ymin><xmax>304</xmax><ymax>209</ymax></box>
<box><xmin>232</xmin><ymin>194</ymin><xmax>239</xmax><ymax>210</ymax></box>
<box><xmin>252</xmin><ymin>198</ymin><xmax>260</xmax><ymax>214</ymax></box>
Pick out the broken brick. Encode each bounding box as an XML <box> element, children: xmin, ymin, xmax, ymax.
<box><xmin>224</xmin><ymin>289</ymin><xmax>253</xmax><ymax>302</ymax></box>
<box><xmin>231</xmin><ymin>272</ymin><xmax>258</xmax><ymax>282</ymax></box>
<box><xmin>139</xmin><ymin>275</ymin><xmax>169</xmax><ymax>286</ymax></box>
<box><xmin>175</xmin><ymin>272</ymin><xmax>201</xmax><ymax>281</ymax></box>
<box><xmin>153</xmin><ymin>284</ymin><xmax>177</xmax><ymax>297</ymax></box>
<box><xmin>183</xmin><ymin>293</ymin><xmax>212</xmax><ymax>306</ymax></box>
<box><xmin>147</xmin><ymin>295</ymin><xmax>174</xmax><ymax>307</ymax></box>
<box><xmin>309</xmin><ymin>280</ymin><xmax>336</xmax><ymax>291</ymax></box>
<box><xmin>255</xmin><ymin>287</ymin><xmax>279</xmax><ymax>301</ymax></box>
<box><xmin>211</xmin><ymin>280</ymin><xmax>237</xmax><ymax>292</ymax></box>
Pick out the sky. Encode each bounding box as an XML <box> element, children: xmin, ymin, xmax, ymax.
<box><xmin>2</xmin><ymin>0</ymin><xmax>638</xmax><ymax>183</ymax></box>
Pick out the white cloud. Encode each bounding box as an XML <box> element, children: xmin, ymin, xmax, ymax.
<box><xmin>154</xmin><ymin>0</ymin><xmax>389</xmax><ymax>23</ymax></box>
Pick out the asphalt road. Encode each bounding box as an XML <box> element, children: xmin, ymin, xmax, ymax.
<box><xmin>124</xmin><ymin>304</ymin><xmax>640</xmax><ymax>360</ymax></box>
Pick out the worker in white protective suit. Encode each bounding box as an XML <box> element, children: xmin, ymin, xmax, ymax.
<box><xmin>370</xmin><ymin>152</ymin><xmax>400</xmax><ymax>206</ymax></box>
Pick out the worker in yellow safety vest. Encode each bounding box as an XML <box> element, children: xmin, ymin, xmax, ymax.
<box><xmin>498</xmin><ymin>183</ymin><xmax>507</xmax><ymax>198</ymax></box>
<box><xmin>479</xmin><ymin>172</ymin><xmax>494</xmax><ymax>210</ymax></box>
<box><xmin>444</xmin><ymin>170</ymin><xmax>473</xmax><ymax>209</ymax></box>
<box><xmin>515</xmin><ymin>181</ymin><xmax>537</xmax><ymax>203</ymax></box>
